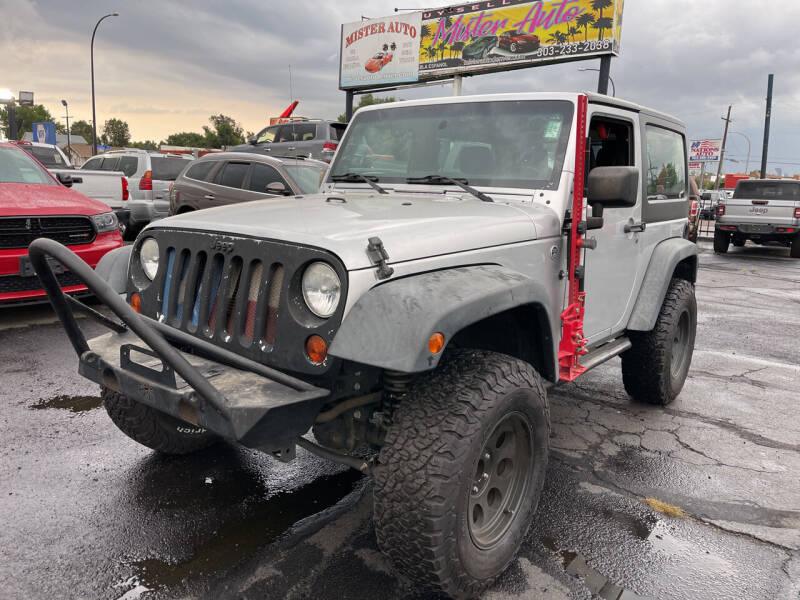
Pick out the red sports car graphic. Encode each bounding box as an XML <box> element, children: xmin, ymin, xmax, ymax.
<box><xmin>498</xmin><ymin>30</ymin><xmax>540</xmax><ymax>53</ymax></box>
<box><xmin>365</xmin><ymin>42</ymin><xmax>396</xmax><ymax>72</ymax></box>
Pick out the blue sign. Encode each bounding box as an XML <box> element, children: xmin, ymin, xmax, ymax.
<box><xmin>32</xmin><ymin>122</ymin><xmax>57</xmax><ymax>145</ymax></box>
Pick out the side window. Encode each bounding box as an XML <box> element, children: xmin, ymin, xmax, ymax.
<box><xmin>100</xmin><ymin>157</ymin><xmax>120</xmax><ymax>171</ymax></box>
<box><xmin>117</xmin><ymin>156</ymin><xmax>138</xmax><ymax>177</ymax></box>
<box><xmin>257</xmin><ymin>125</ymin><xmax>280</xmax><ymax>144</ymax></box>
<box><xmin>185</xmin><ymin>160</ymin><xmax>216</xmax><ymax>181</ymax></box>
<box><xmin>214</xmin><ymin>161</ymin><xmax>250</xmax><ymax>189</ymax></box>
<box><xmin>275</xmin><ymin>123</ymin><xmax>316</xmax><ymax>143</ymax></box>
<box><xmin>82</xmin><ymin>157</ymin><xmax>102</xmax><ymax>170</ymax></box>
<box><xmin>248</xmin><ymin>163</ymin><xmax>286</xmax><ymax>193</ymax></box>
<box><xmin>588</xmin><ymin>117</ymin><xmax>634</xmax><ymax>170</ymax></box>
<box><xmin>645</xmin><ymin>126</ymin><xmax>686</xmax><ymax>200</ymax></box>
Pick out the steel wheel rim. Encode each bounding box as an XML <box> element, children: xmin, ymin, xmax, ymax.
<box><xmin>671</xmin><ymin>309</ymin><xmax>690</xmax><ymax>378</ymax></box>
<box><xmin>468</xmin><ymin>411</ymin><xmax>533</xmax><ymax>550</ymax></box>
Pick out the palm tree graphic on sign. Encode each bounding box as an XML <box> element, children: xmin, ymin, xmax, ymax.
<box><xmin>576</xmin><ymin>13</ymin><xmax>595</xmax><ymax>42</ymax></box>
<box><xmin>591</xmin><ymin>0</ymin><xmax>613</xmax><ymax>40</ymax></box>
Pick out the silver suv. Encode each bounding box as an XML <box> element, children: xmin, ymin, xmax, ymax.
<box><xmin>230</xmin><ymin>119</ymin><xmax>345</xmax><ymax>163</ymax></box>
<box><xmin>83</xmin><ymin>150</ymin><xmax>193</xmax><ymax>239</ymax></box>
<box><xmin>35</xmin><ymin>92</ymin><xmax>698</xmax><ymax>600</ymax></box>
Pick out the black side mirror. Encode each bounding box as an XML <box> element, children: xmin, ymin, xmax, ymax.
<box><xmin>248</xmin><ymin>136</ymin><xmax>257</xmax><ymax>145</ymax></box>
<box><xmin>586</xmin><ymin>166</ymin><xmax>639</xmax><ymax>229</ymax></box>
<box><xmin>56</xmin><ymin>172</ymin><xmax>80</xmax><ymax>187</ymax></box>
<box><xmin>266</xmin><ymin>181</ymin><xmax>291</xmax><ymax>196</ymax></box>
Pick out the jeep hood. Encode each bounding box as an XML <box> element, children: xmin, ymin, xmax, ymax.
<box><xmin>154</xmin><ymin>192</ymin><xmax>538</xmax><ymax>270</ymax></box>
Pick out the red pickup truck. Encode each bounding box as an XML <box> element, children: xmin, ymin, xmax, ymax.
<box><xmin>0</xmin><ymin>142</ymin><xmax>123</xmax><ymax>304</ymax></box>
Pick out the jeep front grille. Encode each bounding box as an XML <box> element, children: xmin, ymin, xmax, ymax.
<box><xmin>139</xmin><ymin>230</ymin><xmax>347</xmax><ymax>375</ymax></box>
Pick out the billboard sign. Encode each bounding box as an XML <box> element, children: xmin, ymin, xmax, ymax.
<box><xmin>419</xmin><ymin>0</ymin><xmax>623</xmax><ymax>79</ymax></box>
<box><xmin>339</xmin><ymin>0</ymin><xmax>624</xmax><ymax>90</ymax></box>
<box><xmin>689</xmin><ymin>139</ymin><xmax>722</xmax><ymax>162</ymax></box>
<box><xmin>339</xmin><ymin>13</ymin><xmax>423</xmax><ymax>89</ymax></box>
<box><xmin>32</xmin><ymin>121</ymin><xmax>56</xmax><ymax>145</ymax></box>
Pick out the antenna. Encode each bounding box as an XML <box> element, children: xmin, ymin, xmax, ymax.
<box><xmin>288</xmin><ymin>64</ymin><xmax>293</xmax><ymax>103</ymax></box>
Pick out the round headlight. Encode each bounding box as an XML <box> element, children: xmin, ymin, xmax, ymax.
<box><xmin>302</xmin><ymin>262</ymin><xmax>341</xmax><ymax>318</ymax></box>
<box><xmin>139</xmin><ymin>237</ymin><xmax>160</xmax><ymax>280</ymax></box>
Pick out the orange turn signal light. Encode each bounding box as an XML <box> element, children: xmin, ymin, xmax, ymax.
<box><xmin>428</xmin><ymin>332</ymin><xmax>445</xmax><ymax>354</ymax></box>
<box><xmin>306</xmin><ymin>335</ymin><xmax>328</xmax><ymax>364</ymax></box>
<box><xmin>130</xmin><ymin>292</ymin><xmax>141</xmax><ymax>313</ymax></box>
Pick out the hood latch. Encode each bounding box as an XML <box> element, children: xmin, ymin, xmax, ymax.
<box><xmin>366</xmin><ymin>237</ymin><xmax>394</xmax><ymax>280</ymax></box>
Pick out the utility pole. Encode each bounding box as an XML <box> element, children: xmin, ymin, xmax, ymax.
<box><xmin>714</xmin><ymin>105</ymin><xmax>732</xmax><ymax>190</ymax></box>
<box><xmin>760</xmin><ymin>74</ymin><xmax>774</xmax><ymax>179</ymax></box>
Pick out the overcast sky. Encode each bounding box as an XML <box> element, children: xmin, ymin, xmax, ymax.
<box><xmin>1</xmin><ymin>0</ymin><xmax>798</xmax><ymax>174</ymax></box>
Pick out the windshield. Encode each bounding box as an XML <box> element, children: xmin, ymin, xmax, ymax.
<box><xmin>734</xmin><ymin>181</ymin><xmax>800</xmax><ymax>200</ymax></box>
<box><xmin>0</xmin><ymin>147</ymin><xmax>57</xmax><ymax>184</ymax></box>
<box><xmin>330</xmin><ymin>100</ymin><xmax>573</xmax><ymax>190</ymax></box>
<box><xmin>284</xmin><ymin>164</ymin><xmax>326</xmax><ymax>194</ymax></box>
<box><xmin>25</xmin><ymin>145</ymin><xmax>68</xmax><ymax>168</ymax></box>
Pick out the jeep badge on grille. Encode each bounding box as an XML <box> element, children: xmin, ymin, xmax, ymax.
<box><xmin>210</xmin><ymin>238</ymin><xmax>235</xmax><ymax>253</ymax></box>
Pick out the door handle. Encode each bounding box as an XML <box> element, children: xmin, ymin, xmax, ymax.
<box><xmin>203</xmin><ymin>194</ymin><xmax>215</xmax><ymax>200</ymax></box>
<box><xmin>624</xmin><ymin>221</ymin><xmax>646</xmax><ymax>233</ymax></box>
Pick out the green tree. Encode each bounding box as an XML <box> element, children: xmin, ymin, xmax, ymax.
<box><xmin>129</xmin><ymin>140</ymin><xmax>159</xmax><ymax>150</ymax></box>
<box><xmin>202</xmin><ymin>114</ymin><xmax>245</xmax><ymax>148</ymax></box>
<box><xmin>576</xmin><ymin>13</ymin><xmax>595</xmax><ymax>41</ymax></box>
<box><xmin>101</xmin><ymin>118</ymin><xmax>131</xmax><ymax>146</ymax></box>
<box><xmin>165</xmin><ymin>131</ymin><xmax>208</xmax><ymax>147</ymax></box>
<box><xmin>70</xmin><ymin>119</ymin><xmax>93</xmax><ymax>141</ymax></box>
<box><xmin>337</xmin><ymin>93</ymin><xmax>400</xmax><ymax>123</ymax></box>
<box><xmin>0</xmin><ymin>103</ymin><xmax>55</xmax><ymax>138</ymax></box>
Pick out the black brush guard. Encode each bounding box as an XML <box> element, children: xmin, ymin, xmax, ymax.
<box><xmin>28</xmin><ymin>238</ymin><xmax>331</xmax><ymax>452</ymax></box>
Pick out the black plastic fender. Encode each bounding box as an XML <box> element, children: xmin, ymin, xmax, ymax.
<box><xmin>328</xmin><ymin>265</ymin><xmax>556</xmax><ymax>374</ymax></box>
<box><xmin>627</xmin><ymin>237</ymin><xmax>698</xmax><ymax>331</ymax></box>
<box><xmin>94</xmin><ymin>244</ymin><xmax>132</xmax><ymax>295</ymax></box>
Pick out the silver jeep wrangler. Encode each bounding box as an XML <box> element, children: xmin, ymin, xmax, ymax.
<box><xmin>32</xmin><ymin>92</ymin><xmax>698</xmax><ymax>599</ymax></box>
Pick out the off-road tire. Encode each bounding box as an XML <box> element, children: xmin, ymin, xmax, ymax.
<box><xmin>790</xmin><ymin>234</ymin><xmax>800</xmax><ymax>258</ymax></box>
<box><xmin>373</xmin><ymin>350</ymin><xmax>550</xmax><ymax>599</ymax></box>
<box><xmin>713</xmin><ymin>230</ymin><xmax>730</xmax><ymax>253</ymax></box>
<box><xmin>621</xmin><ymin>278</ymin><xmax>696</xmax><ymax>405</ymax></box>
<box><xmin>102</xmin><ymin>387</ymin><xmax>218</xmax><ymax>454</ymax></box>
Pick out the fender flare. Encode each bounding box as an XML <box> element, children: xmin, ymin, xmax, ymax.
<box><xmin>328</xmin><ymin>265</ymin><xmax>556</xmax><ymax>374</ymax></box>
<box><xmin>94</xmin><ymin>244</ymin><xmax>132</xmax><ymax>295</ymax></box>
<box><xmin>627</xmin><ymin>237</ymin><xmax>698</xmax><ymax>331</ymax></box>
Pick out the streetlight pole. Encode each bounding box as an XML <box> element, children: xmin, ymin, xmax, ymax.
<box><xmin>61</xmin><ymin>99</ymin><xmax>71</xmax><ymax>162</ymax></box>
<box><xmin>91</xmin><ymin>12</ymin><xmax>118</xmax><ymax>155</ymax></box>
<box><xmin>728</xmin><ymin>131</ymin><xmax>751</xmax><ymax>175</ymax></box>
<box><xmin>578</xmin><ymin>67</ymin><xmax>615</xmax><ymax>97</ymax></box>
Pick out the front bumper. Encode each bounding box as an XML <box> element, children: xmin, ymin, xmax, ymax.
<box><xmin>28</xmin><ymin>237</ymin><xmax>331</xmax><ymax>451</ymax></box>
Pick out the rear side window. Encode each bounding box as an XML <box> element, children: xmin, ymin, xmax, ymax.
<box><xmin>645</xmin><ymin>126</ymin><xmax>686</xmax><ymax>200</ymax></box>
<box><xmin>82</xmin><ymin>157</ymin><xmax>103</xmax><ymax>170</ymax></box>
<box><xmin>276</xmin><ymin>123</ymin><xmax>317</xmax><ymax>143</ymax></box>
<box><xmin>100</xmin><ymin>157</ymin><xmax>120</xmax><ymax>171</ymax></box>
<box><xmin>734</xmin><ymin>181</ymin><xmax>800</xmax><ymax>200</ymax></box>
<box><xmin>248</xmin><ymin>163</ymin><xmax>286</xmax><ymax>192</ymax></box>
<box><xmin>185</xmin><ymin>160</ymin><xmax>216</xmax><ymax>181</ymax></box>
<box><xmin>151</xmin><ymin>157</ymin><xmax>188</xmax><ymax>181</ymax></box>
<box><xmin>118</xmin><ymin>156</ymin><xmax>138</xmax><ymax>177</ymax></box>
<box><xmin>215</xmin><ymin>162</ymin><xmax>250</xmax><ymax>189</ymax></box>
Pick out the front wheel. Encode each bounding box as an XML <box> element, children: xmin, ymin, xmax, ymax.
<box><xmin>373</xmin><ymin>350</ymin><xmax>550</xmax><ymax>599</ymax></box>
<box><xmin>621</xmin><ymin>278</ymin><xmax>697</xmax><ymax>405</ymax></box>
<box><xmin>713</xmin><ymin>229</ymin><xmax>730</xmax><ymax>253</ymax></box>
<box><xmin>103</xmin><ymin>387</ymin><xmax>219</xmax><ymax>454</ymax></box>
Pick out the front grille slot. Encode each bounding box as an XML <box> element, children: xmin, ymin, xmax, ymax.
<box><xmin>159</xmin><ymin>249</ymin><xmax>284</xmax><ymax>351</ymax></box>
<box><xmin>0</xmin><ymin>216</ymin><xmax>96</xmax><ymax>249</ymax></box>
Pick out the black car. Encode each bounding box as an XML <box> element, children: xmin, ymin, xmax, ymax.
<box><xmin>461</xmin><ymin>35</ymin><xmax>498</xmax><ymax>59</ymax></box>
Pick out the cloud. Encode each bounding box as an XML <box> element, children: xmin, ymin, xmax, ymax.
<box><xmin>1</xmin><ymin>0</ymin><xmax>798</xmax><ymax>172</ymax></box>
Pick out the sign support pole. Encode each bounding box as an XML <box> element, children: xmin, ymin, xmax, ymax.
<box><xmin>597</xmin><ymin>56</ymin><xmax>611</xmax><ymax>95</ymax></box>
<box><xmin>345</xmin><ymin>90</ymin><xmax>354</xmax><ymax>122</ymax></box>
<box><xmin>453</xmin><ymin>75</ymin><xmax>463</xmax><ymax>96</ymax></box>
<box><xmin>760</xmin><ymin>74</ymin><xmax>773</xmax><ymax>179</ymax></box>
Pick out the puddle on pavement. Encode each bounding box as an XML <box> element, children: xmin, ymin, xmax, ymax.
<box><xmin>31</xmin><ymin>394</ymin><xmax>103</xmax><ymax>412</ymax></box>
<box><xmin>133</xmin><ymin>468</ymin><xmax>362</xmax><ymax>591</ymax></box>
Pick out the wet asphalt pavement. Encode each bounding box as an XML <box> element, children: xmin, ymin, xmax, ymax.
<box><xmin>1</xmin><ymin>240</ymin><xmax>798</xmax><ymax>600</ymax></box>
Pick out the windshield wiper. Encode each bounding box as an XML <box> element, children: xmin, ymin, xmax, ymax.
<box><xmin>330</xmin><ymin>172</ymin><xmax>388</xmax><ymax>194</ymax></box>
<box><xmin>405</xmin><ymin>175</ymin><xmax>494</xmax><ymax>203</ymax></box>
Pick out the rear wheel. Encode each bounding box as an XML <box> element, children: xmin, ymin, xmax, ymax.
<box><xmin>621</xmin><ymin>278</ymin><xmax>697</xmax><ymax>405</ymax></box>
<box><xmin>373</xmin><ymin>350</ymin><xmax>549</xmax><ymax>599</ymax></box>
<box><xmin>791</xmin><ymin>234</ymin><xmax>800</xmax><ymax>258</ymax></box>
<box><xmin>102</xmin><ymin>387</ymin><xmax>218</xmax><ymax>454</ymax></box>
<box><xmin>713</xmin><ymin>229</ymin><xmax>730</xmax><ymax>253</ymax></box>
